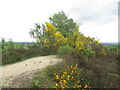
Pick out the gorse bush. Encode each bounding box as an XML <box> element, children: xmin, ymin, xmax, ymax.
<box><xmin>52</xmin><ymin>65</ymin><xmax>92</xmax><ymax>88</ymax></box>
<box><xmin>34</xmin><ymin>22</ymin><xmax>106</xmax><ymax>61</ymax></box>
<box><xmin>29</xmin><ymin>20</ymin><xmax>120</xmax><ymax>88</ymax></box>
<box><xmin>33</xmin><ymin>64</ymin><xmax>92</xmax><ymax>89</ymax></box>
<box><xmin>62</xmin><ymin>45</ymin><xmax>119</xmax><ymax>88</ymax></box>
<box><xmin>31</xmin><ymin>22</ymin><xmax>119</xmax><ymax>88</ymax></box>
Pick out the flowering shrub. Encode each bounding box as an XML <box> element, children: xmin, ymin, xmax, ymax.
<box><xmin>52</xmin><ymin>65</ymin><xmax>92</xmax><ymax>88</ymax></box>
<box><xmin>31</xmin><ymin>21</ymin><xmax>118</xmax><ymax>88</ymax></box>
<box><xmin>33</xmin><ymin>64</ymin><xmax>92</xmax><ymax>88</ymax></box>
<box><xmin>40</xmin><ymin>23</ymin><xmax>67</xmax><ymax>48</ymax></box>
<box><xmin>38</xmin><ymin>22</ymin><xmax>107</xmax><ymax>59</ymax></box>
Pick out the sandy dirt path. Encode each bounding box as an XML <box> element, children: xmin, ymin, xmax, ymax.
<box><xmin>0</xmin><ymin>55</ymin><xmax>62</xmax><ymax>88</ymax></box>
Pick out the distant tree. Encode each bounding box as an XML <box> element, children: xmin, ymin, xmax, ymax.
<box><xmin>1</xmin><ymin>38</ymin><xmax>5</xmax><ymax>49</ymax></box>
<box><xmin>1</xmin><ymin>38</ymin><xmax>5</xmax><ymax>43</ymax></box>
<box><xmin>49</xmin><ymin>11</ymin><xmax>77</xmax><ymax>37</ymax></box>
<box><xmin>7</xmin><ymin>39</ymin><xmax>15</xmax><ymax>49</ymax></box>
<box><xmin>29</xmin><ymin>23</ymin><xmax>46</xmax><ymax>44</ymax></box>
<box><xmin>30</xmin><ymin>23</ymin><xmax>41</xmax><ymax>39</ymax></box>
<box><xmin>1</xmin><ymin>38</ymin><xmax>14</xmax><ymax>49</ymax></box>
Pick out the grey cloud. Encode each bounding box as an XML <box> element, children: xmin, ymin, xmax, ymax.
<box><xmin>69</xmin><ymin>2</ymin><xmax>117</xmax><ymax>25</ymax></box>
<box><xmin>107</xmin><ymin>3</ymin><xmax>117</xmax><ymax>16</ymax></box>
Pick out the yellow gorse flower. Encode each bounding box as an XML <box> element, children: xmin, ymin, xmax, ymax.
<box><xmin>61</xmin><ymin>75</ymin><xmax>65</xmax><ymax>79</ymax></box>
<box><xmin>60</xmin><ymin>80</ymin><xmax>63</xmax><ymax>84</ymax></box>
<box><xmin>44</xmin><ymin>29</ymin><xmax>49</xmax><ymax>32</ymax></box>
<box><xmin>61</xmin><ymin>85</ymin><xmax>65</xmax><ymax>88</ymax></box>
<box><xmin>55</xmin><ymin>75</ymin><xmax>59</xmax><ymax>79</ymax></box>
<box><xmin>45</xmin><ymin>22</ymin><xmax>57</xmax><ymax>31</ymax></box>
<box><xmin>77</xmin><ymin>80</ymin><xmax>80</xmax><ymax>83</ymax></box>
<box><xmin>61</xmin><ymin>76</ymin><xmax>64</xmax><ymax>79</ymax></box>
<box><xmin>73</xmin><ymin>66</ymin><xmax>78</xmax><ymax>70</ymax></box>
<box><xmin>55</xmin><ymin>84</ymin><xmax>58</xmax><ymax>86</ymax></box>
<box><xmin>55</xmin><ymin>32</ymin><xmax>59</xmax><ymax>36</ymax></box>
<box><xmin>77</xmin><ymin>85</ymin><xmax>81</xmax><ymax>88</ymax></box>
<box><xmin>63</xmin><ymin>72</ymin><xmax>67</xmax><ymax>74</ymax></box>
<box><xmin>71</xmin><ymin>71</ymin><xmax>74</xmax><ymax>74</ymax></box>
<box><xmin>73</xmin><ymin>85</ymin><xmax>76</xmax><ymax>88</ymax></box>
<box><xmin>70</xmin><ymin>66</ymin><xmax>73</xmax><ymax>69</ymax></box>
<box><xmin>71</xmin><ymin>76</ymin><xmax>74</xmax><ymax>80</ymax></box>
<box><xmin>84</xmin><ymin>84</ymin><xmax>88</xmax><ymax>88</ymax></box>
<box><xmin>63</xmin><ymin>80</ymin><xmax>67</xmax><ymax>84</ymax></box>
<box><xmin>67</xmin><ymin>76</ymin><xmax>70</xmax><ymax>80</ymax></box>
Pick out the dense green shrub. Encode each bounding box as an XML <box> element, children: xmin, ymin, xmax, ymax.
<box><xmin>58</xmin><ymin>45</ymin><xmax>75</xmax><ymax>57</ymax></box>
<box><xmin>62</xmin><ymin>45</ymin><xmax>119</xmax><ymax>88</ymax></box>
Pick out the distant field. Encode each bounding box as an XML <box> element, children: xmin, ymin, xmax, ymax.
<box><xmin>12</xmin><ymin>42</ymin><xmax>119</xmax><ymax>46</ymax></box>
<box><xmin>1</xmin><ymin>41</ymin><xmax>119</xmax><ymax>66</ymax></box>
<box><xmin>101</xmin><ymin>42</ymin><xmax>119</xmax><ymax>53</ymax></box>
<box><xmin>101</xmin><ymin>42</ymin><xmax>118</xmax><ymax>46</ymax></box>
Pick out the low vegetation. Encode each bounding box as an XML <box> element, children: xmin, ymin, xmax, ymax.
<box><xmin>1</xmin><ymin>39</ymin><xmax>56</xmax><ymax>65</ymax></box>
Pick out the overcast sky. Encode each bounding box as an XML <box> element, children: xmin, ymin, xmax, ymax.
<box><xmin>0</xmin><ymin>0</ymin><xmax>118</xmax><ymax>42</ymax></box>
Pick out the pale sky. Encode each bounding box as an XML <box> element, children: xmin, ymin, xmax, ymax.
<box><xmin>0</xmin><ymin>0</ymin><xmax>118</xmax><ymax>42</ymax></box>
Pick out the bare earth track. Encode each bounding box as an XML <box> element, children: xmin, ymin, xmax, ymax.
<box><xmin>0</xmin><ymin>55</ymin><xmax>61</xmax><ymax>88</ymax></box>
